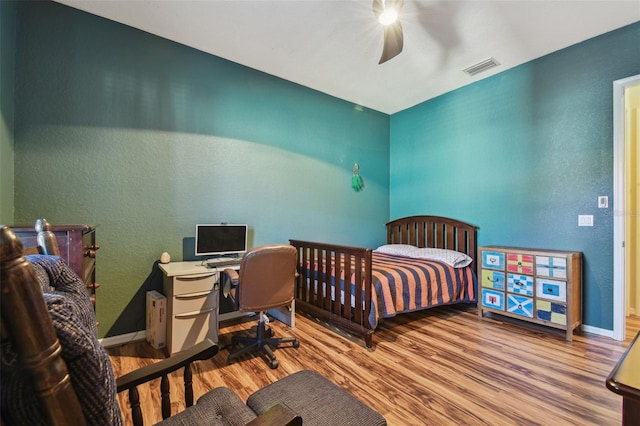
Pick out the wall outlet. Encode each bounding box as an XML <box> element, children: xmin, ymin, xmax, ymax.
<box><xmin>598</xmin><ymin>196</ymin><xmax>608</xmax><ymax>208</ymax></box>
<box><xmin>578</xmin><ymin>215</ymin><xmax>594</xmax><ymax>226</ymax></box>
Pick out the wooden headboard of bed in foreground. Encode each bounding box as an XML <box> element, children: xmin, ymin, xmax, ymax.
<box><xmin>386</xmin><ymin>215</ymin><xmax>478</xmax><ymax>272</ymax></box>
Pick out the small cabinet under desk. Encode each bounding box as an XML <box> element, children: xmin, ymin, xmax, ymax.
<box><xmin>159</xmin><ymin>262</ymin><xmax>220</xmax><ymax>355</ymax></box>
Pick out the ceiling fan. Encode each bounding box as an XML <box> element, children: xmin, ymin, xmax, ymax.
<box><xmin>373</xmin><ymin>0</ymin><xmax>404</xmax><ymax>64</ymax></box>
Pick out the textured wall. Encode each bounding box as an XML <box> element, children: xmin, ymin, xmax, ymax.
<box><xmin>0</xmin><ymin>1</ymin><xmax>16</xmax><ymax>224</ymax></box>
<box><xmin>11</xmin><ymin>1</ymin><xmax>638</xmax><ymax>336</ymax></box>
<box><xmin>390</xmin><ymin>22</ymin><xmax>640</xmax><ymax>330</ymax></box>
<box><xmin>12</xmin><ymin>1</ymin><xmax>390</xmax><ymax>337</ymax></box>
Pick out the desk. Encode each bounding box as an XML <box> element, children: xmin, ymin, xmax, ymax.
<box><xmin>606</xmin><ymin>331</ymin><xmax>640</xmax><ymax>425</ymax></box>
<box><xmin>158</xmin><ymin>261</ymin><xmax>295</xmax><ymax>354</ymax></box>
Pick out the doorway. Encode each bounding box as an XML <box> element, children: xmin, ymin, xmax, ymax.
<box><xmin>613</xmin><ymin>74</ymin><xmax>640</xmax><ymax>341</ymax></box>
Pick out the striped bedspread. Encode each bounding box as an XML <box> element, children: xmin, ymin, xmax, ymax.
<box><xmin>369</xmin><ymin>252</ymin><xmax>477</xmax><ymax>328</ymax></box>
<box><xmin>304</xmin><ymin>252</ymin><xmax>477</xmax><ymax>329</ymax></box>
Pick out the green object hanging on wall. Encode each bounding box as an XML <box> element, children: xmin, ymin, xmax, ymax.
<box><xmin>352</xmin><ymin>163</ymin><xmax>364</xmax><ymax>192</ymax></box>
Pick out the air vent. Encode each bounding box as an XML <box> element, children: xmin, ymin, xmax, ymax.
<box><xmin>462</xmin><ymin>57</ymin><xmax>500</xmax><ymax>76</ymax></box>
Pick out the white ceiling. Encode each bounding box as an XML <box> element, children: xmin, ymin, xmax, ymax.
<box><xmin>55</xmin><ymin>0</ymin><xmax>640</xmax><ymax>114</ymax></box>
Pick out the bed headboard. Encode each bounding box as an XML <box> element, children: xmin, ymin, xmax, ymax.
<box><xmin>386</xmin><ymin>215</ymin><xmax>478</xmax><ymax>269</ymax></box>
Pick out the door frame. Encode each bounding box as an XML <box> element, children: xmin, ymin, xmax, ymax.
<box><xmin>613</xmin><ymin>74</ymin><xmax>640</xmax><ymax>341</ymax></box>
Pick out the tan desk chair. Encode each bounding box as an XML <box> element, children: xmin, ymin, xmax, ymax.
<box><xmin>227</xmin><ymin>244</ymin><xmax>300</xmax><ymax>369</ymax></box>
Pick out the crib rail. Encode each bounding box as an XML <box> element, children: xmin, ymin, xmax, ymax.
<box><xmin>289</xmin><ymin>240</ymin><xmax>374</xmax><ymax>347</ymax></box>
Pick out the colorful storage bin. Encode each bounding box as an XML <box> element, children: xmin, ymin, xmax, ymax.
<box><xmin>482</xmin><ymin>251</ymin><xmax>505</xmax><ymax>270</ymax></box>
<box><xmin>482</xmin><ymin>270</ymin><xmax>505</xmax><ymax>290</ymax></box>
<box><xmin>536</xmin><ymin>256</ymin><xmax>567</xmax><ymax>279</ymax></box>
<box><xmin>506</xmin><ymin>253</ymin><xmax>534</xmax><ymax>275</ymax></box>
<box><xmin>507</xmin><ymin>294</ymin><xmax>534</xmax><ymax>318</ymax></box>
<box><xmin>482</xmin><ymin>289</ymin><xmax>504</xmax><ymax>310</ymax></box>
<box><xmin>507</xmin><ymin>273</ymin><xmax>534</xmax><ymax>296</ymax></box>
<box><xmin>536</xmin><ymin>300</ymin><xmax>567</xmax><ymax>325</ymax></box>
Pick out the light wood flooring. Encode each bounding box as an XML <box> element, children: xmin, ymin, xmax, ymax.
<box><xmin>108</xmin><ymin>308</ymin><xmax>640</xmax><ymax>426</ymax></box>
<box><xmin>625</xmin><ymin>313</ymin><xmax>640</xmax><ymax>340</ymax></box>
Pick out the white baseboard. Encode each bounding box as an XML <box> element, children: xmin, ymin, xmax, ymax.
<box><xmin>97</xmin><ymin>322</ymin><xmax>617</xmax><ymax>349</ymax></box>
<box><xmin>99</xmin><ymin>331</ymin><xmax>146</xmax><ymax>348</ymax></box>
<box><xmin>582</xmin><ymin>324</ymin><xmax>614</xmax><ymax>339</ymax></box>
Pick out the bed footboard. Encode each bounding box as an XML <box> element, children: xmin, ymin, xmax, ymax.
<box><xmin>289</xmin><ymin>240</ymin><xmax>375</xmax><ymax>348</ymax></box>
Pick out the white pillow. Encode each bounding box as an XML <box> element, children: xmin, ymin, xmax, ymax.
<box><xmin>374</xmin><ymin>244</ymin><xmax>416</xmax><ymax>256</ymax></box>
<box><xmin>374</xmin><ymin>244</ymin><xmax>473</xmax><ymax>268</ymax></box>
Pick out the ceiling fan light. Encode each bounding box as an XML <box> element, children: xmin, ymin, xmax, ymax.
<box><xmin>378</xmin><ymin>8</ymin><xmax>398</xmax><ymax>26</ymax></box>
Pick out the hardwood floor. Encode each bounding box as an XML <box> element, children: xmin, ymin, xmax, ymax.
<box><xmin>108</xmin><ymin>308</ymin><xmax>636</xmax><ymax>425</ymax></box>
<box><xmin>626</xmin><ymin>313</ymin><xmax>640</xmax><ymax>341</ymax></box>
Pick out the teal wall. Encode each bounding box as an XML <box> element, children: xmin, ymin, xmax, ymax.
<box><xmin>390</xmin><ymin>22</ymin><xmax>640</xmax><ymax>330</ymax></box>
<box><xmin>11</xmin><ymin>1</ymin><xmax>390</xmax><ymax>337</ymax></box>
<box><xmin>7</xmin><ymin>0</ymin><xmax>639</xmax><ymax>336</ymax></box>
<box><xmin>0</xmin><ymin>1</ymin><xmax>16</xmax><ymax>224</ymax></box>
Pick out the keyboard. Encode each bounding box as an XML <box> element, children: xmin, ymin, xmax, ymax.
<box><xmin>206</xmin><ymin>258</ymin><xmax>241</xmax><ymax>268</ymax></box>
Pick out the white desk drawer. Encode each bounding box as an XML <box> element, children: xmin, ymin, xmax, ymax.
<box><xmin>171</xmin><ymin>309</ymin><xmax>218</xmax><ymax>353</ymax></box>
<box><xmin>173</xmin><ymin>272</ymin><xmax>217</xmax><ymax>295</ymax></box>
<box><xmin>173</xmin><ymin>290</ymin><xmax>217</xmax><ymax>315</ymax></box>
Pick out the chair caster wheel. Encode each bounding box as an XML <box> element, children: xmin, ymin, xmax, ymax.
<box><xmin>270</xmin><ymin>359</ymin><xmax>279</xmax><ymax>369</ymax></box>
<box><xmin>292</xmin><ymin>340</ymin><xmax>300</xmax><ymax>348</ymax></box>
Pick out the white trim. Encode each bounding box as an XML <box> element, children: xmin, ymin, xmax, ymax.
<box><xmin>99</xmin><ymin>330</ymin><xmax>146</xmax><ymax>348</ymax></box>
<box><xmin>582</xmin><ymin>324</ymin><xmax>614</xmax><ymax>339</ymax></box>
<box><xmin>613</xmin><ymin>74</ymin><xmax>640</xmax><ymax>342</ymax></box>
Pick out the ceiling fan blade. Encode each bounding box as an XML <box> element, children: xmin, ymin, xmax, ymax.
<box><xmin>379</xmin><ymin>21</ymin><xmax>403</xmax><ymax>64</ymax></box>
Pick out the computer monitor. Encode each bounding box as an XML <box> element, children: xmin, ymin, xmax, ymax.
<box><xmin>195</xmin><ymin>224</ymin><xmax>248</xmax><ymax>257</ymax></box>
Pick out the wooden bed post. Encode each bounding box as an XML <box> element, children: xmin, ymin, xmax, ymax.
<box><xmin>0</xmin><ymin>226</ymin><xmax>87</xmax><ymax>425</ymax></box>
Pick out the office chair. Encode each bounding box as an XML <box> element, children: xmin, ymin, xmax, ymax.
<box><xmin>227</xmin><ymin>244</ymin><xmax>300</xmax><ymax>369</ymax></box>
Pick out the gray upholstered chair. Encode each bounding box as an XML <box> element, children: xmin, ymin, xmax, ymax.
<box><xmin>226</xmin><ymin>244</ymin><xmax>300</xmax><ymax>369</ymax></box>
<box><xmin>0</xmin><ymin>226</ymin><xmax>300</xmax><ymax>426</ymax></box>
<box><xmin>1</xmin><ymin>225</ymin><xmax>386</xmax><ymax>426</ymax></box>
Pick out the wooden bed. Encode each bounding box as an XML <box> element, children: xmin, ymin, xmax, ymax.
<box><xmin>290</xmin><ymin>215</ymin><xmax>478</xmax><ymax>348</ymax></box>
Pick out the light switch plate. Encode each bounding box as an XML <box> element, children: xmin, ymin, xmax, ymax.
<box><xmin>598</xmin><ymin>196</ymin><xmax>608</xmax><ymax>208</ymax></box>
<box><xmin>578</xmin><ymin>215</ymin><xmax>594</xmax><ymax>226</ymax></box>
